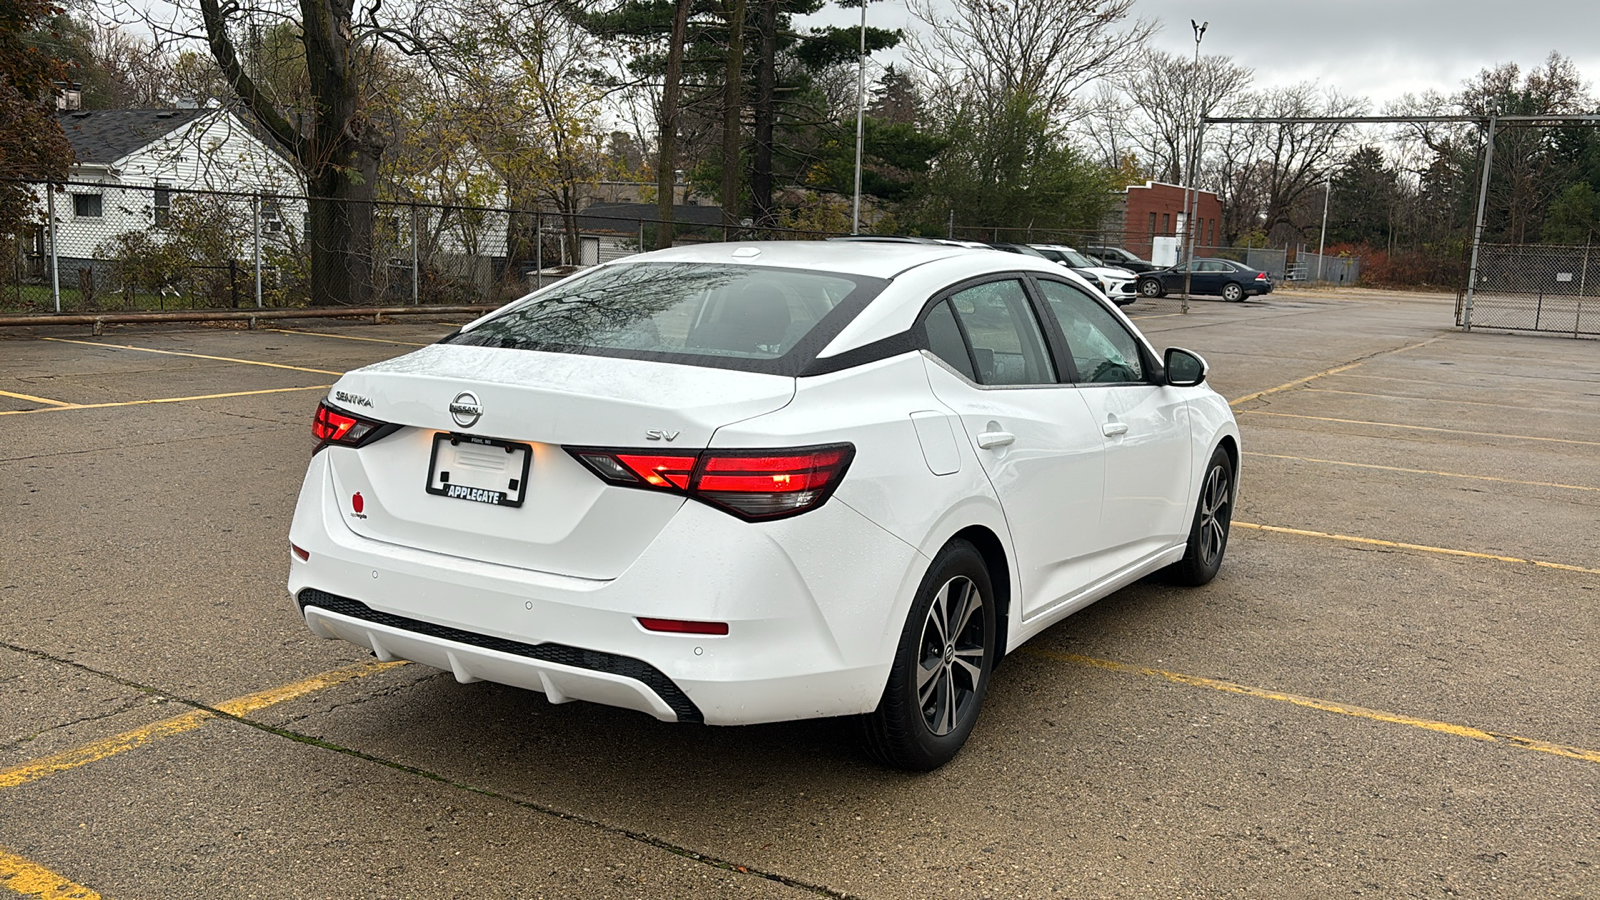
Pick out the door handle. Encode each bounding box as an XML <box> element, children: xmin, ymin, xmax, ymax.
<box><xmin>976</xmin><ymin>430</ymin><xmax>1015</xmax><ymax>449</ymax></box>
<box><xmin>1102</xmin><ymin>422</ymin><xmax>1129</xmax><ymax>437</ymax></box>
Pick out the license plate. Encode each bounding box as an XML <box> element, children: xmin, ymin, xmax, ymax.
<box><xmin>426</xmin><ymin>433</ymin><xmax>532</xmax><ymax>507</ymax></box>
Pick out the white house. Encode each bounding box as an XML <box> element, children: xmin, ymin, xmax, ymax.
<box><xmin>48</xmin><ymin>106</ymin><xmax>304</xmax><ymax>279</ymax></box>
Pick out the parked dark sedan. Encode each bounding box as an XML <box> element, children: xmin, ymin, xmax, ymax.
<box><xmin>1083</xmin><ymin>245</ymin><xmax>1157</xmax><ymax>273</ymax></box>
<box><xmin>1137</xmin><ymin>258</ymin><xmax>1273</xmax><ymax>301</ymax></box>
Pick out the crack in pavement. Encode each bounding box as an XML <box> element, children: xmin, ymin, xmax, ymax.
<box><xmin>271</xmin><ymin>670</ymin><xmax>444</xmax><ymax>725</ymax></box>
<box><xmin>0</xmin><ymin>639</ymin><xmax>859</xmax><ymax>900</ymax></box>
<box><xmin>0</xmin><ymin>695</ymin><xmax>148</xmax><ymax>754</ymax></box>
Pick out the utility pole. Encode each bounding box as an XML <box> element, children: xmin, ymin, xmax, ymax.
<box><xmin>1180</xmin><ymin>19</ymin><xmax>1207</xmax><ymax>314</ymax></box>
<box><xmin>851</xmin><ymin>0</ymin><xmax>868</xmax><ymax>234</ymax></box>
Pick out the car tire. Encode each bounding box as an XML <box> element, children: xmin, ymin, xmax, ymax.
<box><xmin>861</xmin><ymin>540</ymin><xmax>996</xmax><ymax>771</ymax></box>
<box><xmin>1163</xmin><ymin>447</ymin><xmax>1234</xmax><ymax>587</ymax></box>
<box><xmin>1138</xmin><ymin>278</ymin><xmax>1165</xmax><ymax>298</ymax></box>
<box><xmin>1222</xmin><ymin>282</ymin><xmax>1245</xmax><ymax>302</ymax></box>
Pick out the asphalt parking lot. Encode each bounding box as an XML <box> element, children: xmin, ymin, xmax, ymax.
<box><xmin>2</xmin><ymin>288</ymin><xmax>1597</xmax><ymax>899</ymax></box>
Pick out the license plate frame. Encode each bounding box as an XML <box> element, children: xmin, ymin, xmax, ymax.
<box><xmin>425</xmin><ymin>433</ymin><xmax>533</xmax><ymax>508</ymax></box>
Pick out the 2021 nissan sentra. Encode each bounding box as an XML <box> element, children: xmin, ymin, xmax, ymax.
<box><xmin>288</xmin><ymin>241</ymin><xmax>1240</xmax><ymax>770</ymax></box>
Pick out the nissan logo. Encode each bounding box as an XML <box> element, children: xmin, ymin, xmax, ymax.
<box><xmin>449</xmin><ymin>391</ymin><xmax>483</xmax><ymax>428</ymax></box>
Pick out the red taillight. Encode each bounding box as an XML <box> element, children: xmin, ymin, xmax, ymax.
<box><xmin>567</xmin><ymin>443</ymin><xmax>854</xmax><ymax>521</ymax></box>
<box><xmin>695</xmin><ymin>447</ymin><xmax>853</xmax><ymax>518</ymax></box>
<box><xmin>312</xmin><ymin>402</ymin><xmax>389</xmax><ymax>452</ymax></box>
<box><xmin>1255</xmin><ymin>272</ymin><xmax>1268</xmax><ymax>281</ymax></box>
<box><xmin>613</xmin><ymin>453</ymin><xmax>697</xmax><ymax>490</ymax></box>
<box><xmin>638</xmin><ymin>617</ymin><xmax>729</xmax><ymax>636</ymax></box>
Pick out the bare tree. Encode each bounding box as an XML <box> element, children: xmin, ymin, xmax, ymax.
<box><xmin>190</xmin><ymin>0</ymin><xmax>429</xmax><ymax>305</ymax></box>
<box><xmin>906</xmin><ymin>0</ymin><xmax>1153</xmax><ymax>125</ymax></box>
<box><xmin>718</xmin><ymin>0</ymin><xmax>745</xmax><ymax>226</ymax></box>
<box><xmin>657</xmin><ymin>0</ymin><xmax>690</xmax><ymax>246</ymax></box>
<box><xmin>1214</xmin><ymin>84</ymin><xmax>1367</xmax><ymax>244</ymax></box>
<box><xmin>1078</xmin><ymin>82</ymin><xmax>1136</xmax><ymax>170</ymax></box>
<box><xmin>1122</xmin><ymin>49</ymin><xmax>1251</xmax><ymax>184</ymax></box>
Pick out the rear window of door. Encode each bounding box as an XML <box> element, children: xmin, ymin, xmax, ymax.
<box><xmin>924</xmin><ymin>279</ymin><xmax>1057</xmax><ymax>386</ymax></box>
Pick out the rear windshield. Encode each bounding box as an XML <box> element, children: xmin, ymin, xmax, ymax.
<box><xmin>445</xmin><ymin>262</ymin><xmax>885</xmax><ymax>374</ymax></box>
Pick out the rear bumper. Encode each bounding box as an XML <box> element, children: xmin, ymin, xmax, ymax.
<box><xmin>287</xmin><ymin>454</ymin><xmax>924</xmax><ymax>725</ymax></box>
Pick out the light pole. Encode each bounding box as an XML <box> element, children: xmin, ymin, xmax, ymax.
<box><xmin>1180</xmin><ymin>18</ymin><xmax>1207</xmax><ymax>314</ymax></box>
<box><xmin>1317</xmin><ymin>178</ymin><xmax>1331</xmax><ymax>281</ymax></box>
<box><xmin>851</xmin><ymin>0</ymin><xmax>868</xmax><ymax>234</ymax></box>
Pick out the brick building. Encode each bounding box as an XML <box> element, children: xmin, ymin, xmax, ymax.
<box><xmin>1100</xmin><ymin>181</ymin><xmax>1223</xmax><ymax>261</ymax></box>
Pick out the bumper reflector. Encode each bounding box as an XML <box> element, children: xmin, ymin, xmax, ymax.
<box><xmin>638</xmin><ymin>617</ymin><xmax>730</xmax><ymax>636</ymax></box>
<box><xmin>291</xmin><ymin>543</ymin><xmax>310</xmax><ymax>561</ymax></box>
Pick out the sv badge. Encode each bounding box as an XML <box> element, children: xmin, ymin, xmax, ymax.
<box><xmin>645</xmin><ymin>429</ymin><xmax>681</xmax><ymax>442</ymax></box>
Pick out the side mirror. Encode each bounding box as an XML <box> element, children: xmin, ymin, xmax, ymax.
<box><xmin>1164</xmin><ymin>347</ymin><xmax>1208</xmax><ymax>387</ymax></box>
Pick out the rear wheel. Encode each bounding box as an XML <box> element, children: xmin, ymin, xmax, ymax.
<box><xmin>1222</xmin><ymin>282</ymin><xmax>1245</xmax><ymax>302</ymax></box>
<box><xmin>1138</xmin><ymin>278</ymin><xmax>1165</xmax><ymax>298</ymax></box>
<box><xmin>861</xmin><ymin>540</ymin><xmax>996</xmax><ymax>771</ymax></box>
<box><xmin>1164</xmin><ymin>447</ymin><xmax>1234</xmax><ymax>587</ymax></box>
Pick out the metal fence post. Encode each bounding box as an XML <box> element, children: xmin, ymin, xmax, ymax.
<box><xmin>253</xmin><ymin>192</ymin><xmax>263</xmax><ymax>308</ymax></box>
<box><xmin>46</xmin><ymin>182</ymin><xmax>59</xmax><ymax>312</ymax></box>
<box><xmin>1463</xmin><ymin>114</ymin><xmax>1498</xmax><ymax>332</ymax></box>
<box><xmin>535</xmin><ymin>211</ymin><xmax>543</xmax><ymax>291</ymax></box>
<box><xmin>411</xmin><ymin>203</ymin><xmax>420</xmax><ymax>305</ymax></box>
<box><xmin>1581</xmin><ymin>236</ymin><xmax>1591</xmax><ymax>299</ymax></box>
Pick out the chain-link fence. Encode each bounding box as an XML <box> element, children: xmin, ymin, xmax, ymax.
<box><xmin>1460</xmin><ymin>242</ymin><xmax>1600</xmax><ymax>337</ymax></box>
<box><xmin>1291</xmin><ymin>251</ymin><xmax>1361</xmax><ymax>285</ymax></box>
<box><xmin>2</xmin><ymin>180</ymin><xmax>851</xmax><ymax>314</ymax></box>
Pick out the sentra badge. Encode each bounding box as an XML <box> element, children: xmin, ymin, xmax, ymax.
<box><xmin>449</xmin><ymin>392</ymin><xmax>482</xmax><ymax>428</ymax></box>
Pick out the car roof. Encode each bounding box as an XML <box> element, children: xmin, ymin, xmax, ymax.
<box><xmin>623</xmin><ymin>240</ymin><xmax>990</xmax><ymax>280</ymax></box>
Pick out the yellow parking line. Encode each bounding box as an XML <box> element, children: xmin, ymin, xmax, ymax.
<box><xmin>266</xmin><ymin>328</ymin><xmax>435</xmax><ymax>347</ymax></box>
<box><xmin>1234</xmin><ymin>521</ymin><xmax>1600</xmax><ymax>576</ymax></box>
<box><xmin>1229</xmin><ymin>362</ymin><xmax>1366</xmax><ymax>407</ymax></box>
<box><xmin>1024</xmin><ymin>648</ymin><xmax>1600</xmax><ymax>766</ymax></box>
<box><xmin>1299</xmin><ymin>388</ymin><xmax>1600</xmax><ymax>416</ymax></box>
<box><xmin>1227</xmin><ymin>337</ymin><xmax>1440</xmax><ymax>407</ymax></box>
<box><xmin>1238</xmin><ymin>410</ymin><xmax>1600</xmax><ymax>447</ymax></box>
<box><xmin>40</xmin><ymin>337</ymin><xmax>342</xmax><ymax>376</ymax></box>
<box><xmin>0</xmin><ymin>661</ymin><xmax>402</xmax><ymax>792</ymax></box>
<box><xmin>0</xmin><ymin>389</ymin><xmax>72</xmax><ymax>407</ymax></box>
<box><xmin>0</xmin><ymin>847</ymin><xmax>103</xmax><ymax>900</ymax></box>
<box><xmin>1244</xmin><ymin>451</ymin><xmax>1600</xmax><ymax>493</ymax></box>
<box><xmin>0</xmin><ymin>386</ymin><xmax>331</xmax><ymax>417</ymax></box>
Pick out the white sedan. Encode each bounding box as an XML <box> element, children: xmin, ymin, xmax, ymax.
<box><xmin>288</xmin><ymin>241</ymin><xmax>1240</xmax><ymax>770</ymax></box>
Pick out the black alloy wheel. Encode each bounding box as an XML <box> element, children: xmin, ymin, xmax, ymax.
<box><xmin>861</xmin><ymin>540</ymin><xmax>996</xmax><ymax>771</ymax></box>
<box><xmin>1164</xmin><ymin>446</ymin><xmax>1234</xmax><ymax>586</ymax></box>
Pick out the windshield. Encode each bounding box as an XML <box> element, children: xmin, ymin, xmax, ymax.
<box><xmin>445</xmin><ymin>262</ymin><xmax>885</xmax><ymax>373</ymax></box>
<box><xmin>1057</xmin><ymin>247</ymin><xmax>1098</xmax><ymax>268</ymax></box>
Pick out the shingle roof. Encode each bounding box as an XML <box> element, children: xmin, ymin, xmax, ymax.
<box><xmin>58</xmin><ymin>108</ymin><xmax>211</xmax><ymax>165</ymax></box>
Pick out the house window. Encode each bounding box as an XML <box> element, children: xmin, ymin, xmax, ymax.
<box><xmin>153</xmin><ymin>184</ymin><xmax>171</xmax><ymax>227</ymax></box>
<box><xmin>261</xmin><ymin>198</ymin><xmax>283</xmax><ymax>234</ymax></box>
<box><xmin>73</xmin><ymin>194</ymin><xmax>103</xmax><ymax>217</ymax></box>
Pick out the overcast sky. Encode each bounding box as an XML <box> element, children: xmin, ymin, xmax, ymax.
<box><xmin>808</xmin><ymin>0</ymin><xmax>1600</xmax><ymax>107</ymax></box>
<box><xmin>1139</xmin><ymin>0</ymin><xmax>1600</xmax><ymax>103</ymax></box>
